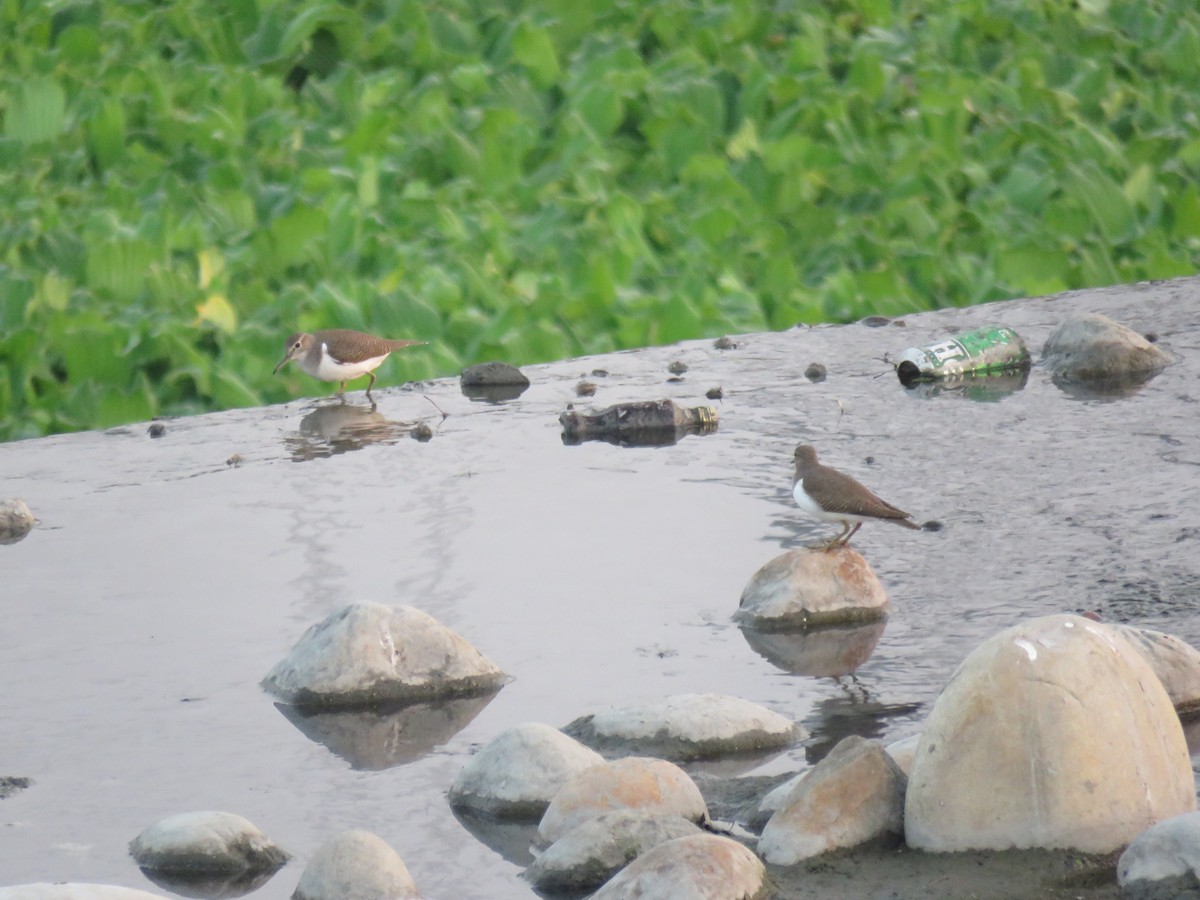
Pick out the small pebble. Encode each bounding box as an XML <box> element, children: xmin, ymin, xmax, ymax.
<box><xmin>859</xmin><ymin>316</ymin><xmax>891</xmax><ymax>327</ymax></box>
<box><xmin>804</xmin><ymin>363</ymin><xmax>827</xmax><ymax>383</ymax></box>
<box><xmin>576</xmin><ymin>381</ymin><xmax>597</xmax><ymax>397</ymax></box>
<box><xmin>713</xmin><ymin>336</ymin><xmax>737</xmax><ymax>350</ymax></box>
<box><xmin>705</xmin><ymin>387</ymin><xmax>724</xmax><ymax>400</ymax></box>
<box><xmin>410</xmin><ymin>423</ymin><xmax>433</xmax><ymax>442</ymax></box>
<box><xmin>668</xmin><ymin>361</ymin><xmax>688</xmax><ymax>376</ymax></box>
<box><xmin>225</xmin><ymin>454</ymin><xmax>243</xmax><ymax>468</ymax></box>
<box><xmin>667</xmin><ymin>376</ymin><xmax>685</xmax><ymax>384</ymax></box>
<box><xmin>147</xmin><ymin>422</ymin><xmax>167</xmax><ymax>438</ymax></box>
<box><xmin>591</xmin><ymin>369</ymin><xmax>609</xmax><ymax>377</ymax></box>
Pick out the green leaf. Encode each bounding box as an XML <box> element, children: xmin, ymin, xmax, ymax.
<box><xmin>6</xmin><ymin>78</ymin><xmax>67</xmax><ymax>144</ymax></box>
<box><xmin>512</xmin><ymin>20</ymin><xmax>560</xmax><ymax>88</ymax></box>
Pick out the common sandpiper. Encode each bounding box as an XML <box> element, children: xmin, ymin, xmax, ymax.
<box><xmin>792</xmin><ymin>444</ymin><xmax>921</xmax><ymax>548</ymax></box>
<box><xmin>273</xmin><ymin>329</ymin><xmax>424</xmax><ymax>401</ymax></box>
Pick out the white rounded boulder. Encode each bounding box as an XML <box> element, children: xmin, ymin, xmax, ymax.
<box><xmin>526</xmin><ymin>809</ymin><xmax>702</xmax><ymax>892</ymax></box>
<box><xmin>128</xmin><ymin>811</ymin><xmax>289</xmax><ymax>873</ymax></box>
<box><xmin>564</xmin><ymin>693</ymin><xmax>800</xmax><ymax>760</ymax></box>
<box><xmin>261</xmin><ymin>603</ymin><xmax>508</xmax><ymax>708</ymax></box>
<box><xmin>0</xmin><ymin>888</ymin><xmax>168</xmax><ymax>900</ymax></box>
<box><xmin>448</xmin><ymin>722</ymin><xmax>604</xmax><ymax>818</ymax></box>
<box><xmin>1117</xmin><ymin>812</ymin><xmax>1200</xmax><ymax>900</ymax></box>
<box><xmin>588</xmin><ymin>834</ymin><xmax>766</xmax><ymax>900</ymax></box>
<box><xmin>735</xmin><ymin>547</ymin><xmax>888</xmax><ymax>629</ymax></box>
<box><xmin>293</xmin><ymin>829</ymin><xmax>421</xmax><ymax>900</ymax></box>
<box><xmin>905</xmin><ymin>615</ymin><xmax>1195</xmax><ymax>853</ymax></box>
<box><xmin>537</xmin><ymin>757</ymin><xmax>707</xmax><ymax>846</ymax></box>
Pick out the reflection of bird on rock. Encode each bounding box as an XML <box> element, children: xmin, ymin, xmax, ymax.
<box><xmin>792</xmin><ymin>445</ymin><xmax>921</xmax><ymax>548</ymax></box>
<box><xmin>274</xmin><ymin>329</ymin><xmax>424</xmax><ymax>401</ymax></box>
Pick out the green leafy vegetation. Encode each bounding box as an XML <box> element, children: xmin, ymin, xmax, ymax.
<box><xmin>2</xmin><ymin>0</ymin><xmax>1198</xmax><ymax>440</ymax></box>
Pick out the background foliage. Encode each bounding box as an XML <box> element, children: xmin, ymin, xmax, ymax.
<box><xmin>2</xmin><ymin>0</ymin><xmax>1199</xmax><ymax>440</ymax></box>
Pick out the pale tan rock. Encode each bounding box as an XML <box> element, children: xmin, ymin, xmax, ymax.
<box><xmin>448</xmin><ymin>722</ymin><xmax>604</xmax><ymax>819</ymax></box>
<box><xmin>537</xmin><ymin>757</ymin><xmax>707</xmax><ymax>846</ymax></box>
<box><xmin>261</xmin><ymin>603</ymin><xmax>508</xmax><ymax>708</ymax></box>
<box><xmin>759</xmin><ymin>735</ymin><xmax>905</xmax><ymax>864</ymax></box>
<box><xmin>293</xmin><ymin>829</ymin><xmax>420</xmax><ymax>900</ymax></box>
<box><xmin>564</xmin><ymin>693</ymin><xmax>800</xmax><ymax>760</ymax></box>
<box><xmin>589</xmin><ymin>834</ymin><xmax>766</xmax><ymax>899</ymax></box>
<box><xmin>526</xmin><ymin>810</ymin><xmax>701</xmax><ymax>892</ymax></box>
<box><xmin>906</xmin><ymin>615</ymin><xmax>1195</xmax><ymax>853</ymax></box>
<box><xmin>1111</xmin><ymin>625</ymin><xmax>1200</xmax><ymax>716</ymax></box>
<box><xmin>735</xmin><ymin>546</ymin><xmax>888</xmax><ymax>629</ymax></box>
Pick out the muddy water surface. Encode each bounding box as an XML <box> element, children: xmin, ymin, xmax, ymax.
<box><xmin>2</xmin><ymin>278</ymin><xmax>1200</xmax><ymax>899</ymax></box>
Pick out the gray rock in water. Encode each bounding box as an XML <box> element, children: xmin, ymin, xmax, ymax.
<box><xmin>1117</xmin><ymin>812</ymin><xmax>1200</xmax><ymax>900</ymax></box>
<box><xmin>0</xmin><ymin>499</ymin><xmax>37</xmax><ymax>545</ymax></box>
<box><xmin>460</xmin><ymin>362</ymin><xmax>530</xmax><ymax>386</ymax></box>
<box><xmin>261</xmin><ymin>603</ymin><xmax>508</xmax><ymax>709</ymax></box>
<box><xmin>563</xmin><ymin>693</ymin><xmax>800</xmax><ymax>761</ymax></box>
<box><xmin>128</xmin><ymin>811</ymin><xmax>290</xmax><ymax>874</ymax></box>
<box><xmin>905</xmin><ymin>615</ymin><xmax>1195</xmax><ymax>853</ymax></box>
<box><xmin>526</xmin><ymin>810</ymin><xmax>702</xmax><ymax>892</ymax></box>
<box><xmin>1042</xmin><ymin>313</ymin><xmax>1172</xmax><ymax>382</ymax></box>
<box><xmin>735</xmin><ymin>547</ymin><xmax>889</xmax><ymax>630</ymax></box>
<box><xmin>588</xmin><ymin>833</ymin><xmax>767</xmax><ymax>900</ymax></box>
<box><xmin>758</xmin><ymin>735</ymin><xmax>905</xmax><ymax>864</ymax></box>
<box><xmin>293</xmin><ymin>829</ymin><xmax>421</xmax><ymax>900</ymax></box>
<box><xmin>448</xmin><ymin>722</ymin><xmax>604</xmax><ymax>819</ymax></box>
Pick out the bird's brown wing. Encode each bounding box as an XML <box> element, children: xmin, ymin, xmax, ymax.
<box><xmin>814</xmin><ymin>469</ymin><xmax>914</xmax><ymax>520</ymax></box>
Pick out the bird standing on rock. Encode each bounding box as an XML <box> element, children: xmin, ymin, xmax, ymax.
<box><xmin>273</xmin><ymin>329</ymin><xmax>425</xmax><ymax>402</ymax></box>
<box><xmin>792</xmin><ymin>444</ymin><xmax>921</xmax><ymax>548</ymax></box>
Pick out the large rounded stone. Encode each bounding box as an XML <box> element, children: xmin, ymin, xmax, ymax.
<box><xmin>448</xmin><ymin>723</ymin><xmax>604</xmax><ymax>819</ymax></box>
<box><xmin>526</xmin><ymin>810</ymin><xmax>701</xmax><ymax>892</ymax></box>
<box><xmin>0</xmin><ymin>498</ymin><xmax>36</xmax><ymax>545</ymax></box>
<box><xmin>563</xmin><ymin>693</ymin><xmax>800</xmax><ymax>761</ymax></box>
<box><xmin>735</xmin><ymin>547</ymin><xmax>888</xmax><ymax>629</ymax></box>
<box><xmin>1117</xmin><ymin>812</ymin><xmax>1200</xmax><ymax>900</ymax></box>
<box><xmin>905</xmin><ymin>615</ymin><xmax>1195</xmax><ymax>853</ymax></box>
<box><xmin>1042</xmin><ymin>313</ymin><xmax>1172</xmax><ymax>381</ymax></box>
<box><xmin>1112</xmin><ymin>625</ymin><xmax>1200</xmax><ymax>716</ymax></box>
<box><xmin>758</xmin><ymin>735</ymin><xmax>904</xmax><ymax>865</ymax></box>
<box><xmin>0</xmin><ymin>888</ymin><xmax>168</xmax><ymax>900</ymax></box>
<box><xmin>588</xmin><ymin>834</ymin><xmax>766</xmax><ymax>900</ymax></box>
<box><xmin>261</xmin><ymin>603</ymin><xmax>508</xmax><ymax>709</ymax></box>
<box><xmin>294</xmin><ymin>830</ymin><xmax>421</xmax><ymax>900</ymax></box>
<box><xmin>128</xmin><ymin>811</ymin><xmax>289</xmax><ymax>874</ymax></box>
<box><xmin>537</xmin><ymin>757</ymin><xmax>707</xmax><ymax>846</ymax></box>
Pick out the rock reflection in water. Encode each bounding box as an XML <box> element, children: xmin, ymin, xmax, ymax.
<box><xmin>449</xmin><ymin>808</ymin><xmax>540</xmax><ymax>868</ymax></box>
<box><xmin>900</xmin><ymin>368</ymin><xmax>1029</xmax><ymax>402</ymax></box>
<box><xmin>801</xmin><ymin>691</ymin><xmax>923</xmax><ymax>765</ymax></box>
<box><xmin>740</xmin><ymin>620</ymin><xmax>887</xmax><ymax>678</ymax></box>
<box><xmin>1050</xmin><ymin>367</ymin><xmax>1161</xmax><ymax>400</ymax></box>
<box><xmin>285</xmin><ymin>402</ymin><xmax>419</xmax><ymax>460</ymax></box>
<box><xmin>274</xmin><ymin>691</ymin><xmax>499</xmax><ymax>770</ymax></box>
<box><xmin>138</xmin><ymin>865</ymin><xmax>284</xmax><ymax>899</ymax></box>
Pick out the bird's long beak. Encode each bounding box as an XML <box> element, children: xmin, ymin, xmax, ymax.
<box><xmin>273</xmin><ymin>354</ymin><xmax>292</xmax><ymax>375</ymax></box>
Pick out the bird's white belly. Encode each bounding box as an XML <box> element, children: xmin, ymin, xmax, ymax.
<box><xmin>793</xmin><ymin>481</ymin><xmax>874</xmax><ymax>525</ymax></box>
<box><xmin>303</xmin><ymin>347</ymin><xmax>388</xmax><ymax>382</ymax></box>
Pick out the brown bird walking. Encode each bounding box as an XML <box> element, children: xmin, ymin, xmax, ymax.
<box><xmin>273</xmin><ymin>329</ymin><xmax>424</xmax><ymax>401</ymax></box>
<box><xmin>792</xmin><ymin>444</ymin><xmax>921</xmax><ymax>548</ymax></box>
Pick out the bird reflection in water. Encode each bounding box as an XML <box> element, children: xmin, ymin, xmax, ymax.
<box><xmin>285</xmin><ymin>401</ymin><xmax>425</xmax><ymax>461</ymax></box>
